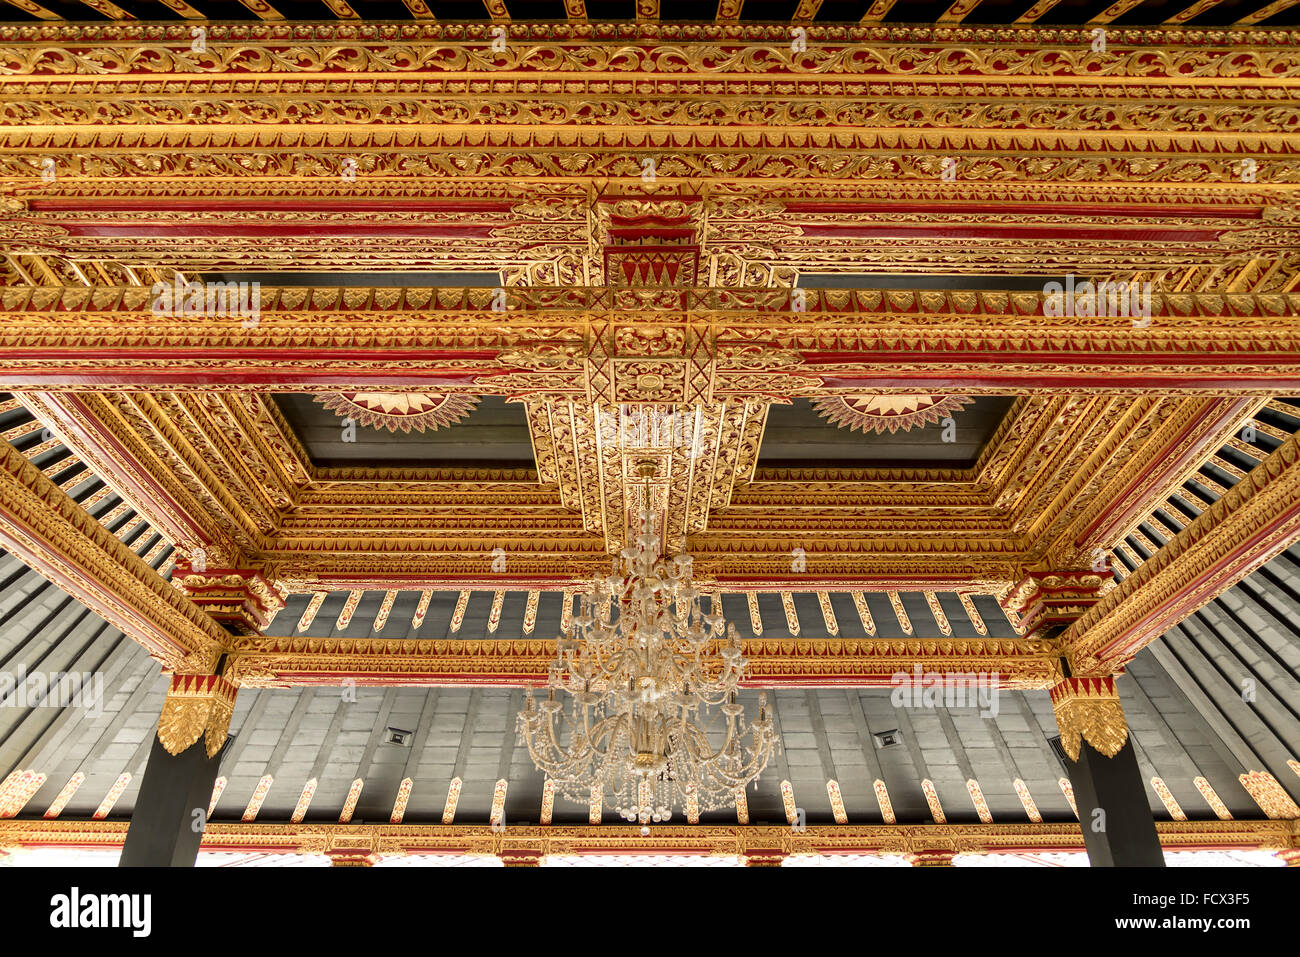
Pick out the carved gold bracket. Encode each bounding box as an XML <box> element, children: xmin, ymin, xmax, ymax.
<box><xmin>156</xmin><ymin>672</ymin><xmax>238</xmax><ymax>759</ymax></box>
<box><xmin>1049</xmin><ymin>675</ymin><xmax>1129</xmax><ymax>761</ymax></box>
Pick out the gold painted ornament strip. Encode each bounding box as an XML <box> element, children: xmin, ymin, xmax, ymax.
<box><xmin>235</xmin><ymin>0</ymin><xmax>284</xmax><ymax>19</ymax></box>
<box><xmin>1193</xmin><ymin>776</ymin><xmax>1232</xmax><ymax>821</ymax></box>
<box><xmin>75</xmin><ymin>0</ymin><xmax>133</xmax><ymax>18</ymax></box>
<box><xmin>0</xmin><ymin>771</ymin><xmax>45</xmax><ymax>819</ymax></box>
<box><xmin>874</xmin><ymin>779</ymin><xmax>896</xmax><ymax>824</ymax></box>
<box><xmin>339</xmin><ymin>778</ymin><xmax>364</xmax><ymax>824</ymax></box>
<box><xmin>817</xmin><ymin>591</ymin><xmax>839</xmax><ymax>636</ymax></box>
<box><xmin>967</xmin><ymin>779</ymin><xmax>993</xmax><ymax>824</ymax></box>
<box><xmin>1015</xmin><ymin>0</ymin><xmax>1064</xmax><ymax>22</ymax></box>
<box><xmin>852</xmin><ymin>592</ymin><xmax>876</xmax><ymax>636</ymax></box>
<box><xmin>335</xmin><ymin>590</ymin><xmax>362</xmax><ymax>631</ymax></box>
<box><xmin>523</xmin><ymin>590</ymin><xmax>539</xmax><ymax>635</ymax></box>
<box><xmin>560</xmin><ymin>588</ymin><xmax>574</xmax><ymax>633</ymax></box>
<box><xmin>958</xmin><ymin>593</ymin><xmax>988</xmax><ymax>635</ymax></box>
<box><xmin>1236</xmin><ymin>0</ymin><xmax>1300</xmax><ymax>24</ymax></box>
<box><xmin>1151</xmin><ymin>777</ymin><xmax>1187</xmax><ymax>821</ymax></box>
<box><xmin>716</xmin><ymin>0</ymin><xmax>742</xmax><ymax>20</ymax></box>
<box><xmin>781</xmin><ymin>780</ymin><xmax>798</xmax><ymax>825</ymax></box>
<box><xmin>43</xmin><ymin>773</ymin><xmax>84</xmax><ymax>820</ymax></box>
<box><xmin>373</xmin><ymin>589</ymin><xmax>396</xmax><ymax>633</ymax></box>
<box><xmin>939</xmin><ymin>0</ymin><xmax>982</xmax><ymax>23</ymax></box>
<box><xmin>156</xmin><ymin>0</ymin><xmax>205</xmax><ymax>15</ymax></box>
<box><xmin>1014</xmin><ymin>779</ymin><xmax>1042</xmax><ymax>823</ymax></box>
<box><xmin>449</xmin><ymin>590</ymin><xmax>470</xmax><ymax>634</ymax></box>
<box><xmin>490</xmin><ymin>779</ymin><xmax>508</xmax><ymax>826</ymax></box>
<box><xmin>781</xmin><ymin>592</ymin><xmax>800</xmax><ymax>637</ymax></box>
<box><xmin>1090</xmin><ymin>0</ymin><xmax>1145</xmax><ymax>24</ymax></box>
<box><xmin>563</xmin><ymin>0</ymin><xmax>585</xmax><ymax>18</ymax></box>
<box><xmin>925</xmin><ymin>592</ymin><xmax>952</xmax><ymax>636</ymax></box>
<box><xmin>861</xmin><ymin>0</ymin><xmax>897</xmax><ymax>21</ymax></box>
<box><xmin>92</xmin><ymin>774</ymin><xmax>129</xmax><ymax>820</ymax></box>
<box><xmin>686</xmin><ymin>789</ymin><xmax>700</xmax><ymax>824</ymax></box>
<box><xmin>922</xmin><ymin>779</ymin><xmax>946</xmax><ymax>824</ymax></box>
<box><xmin>400</xmin><ymin>0</ymin><xmax>436</xmax><ymax>17</ymax></box>
<box><xmin>734</xmin><ymin>787</ymin><xmax>749</xmax><ymax>825</ymax></box>
<box><xmin>390</xmin><ymin>778</ymin><xmax>413</xmax><ymax>824</ymax></box>
<box><xmin>827</xmin><ymin>780</ymin><xmax>848</xmax><ymax>824</ymax></box>
<box><xmin>442</xmin><ymin>778</ymin><xmax>461</xmax><ymax>825</ymax></box>
<box><xmin>792</xmin><ymin>0</ymin><xmax>822</xmax><ymax>20</ymax></box>
<box><xmin>412</xmin><ymin>589</ymin><xmax>432</xmax><ymax>630</ymax></box>
<box><xmin>208</xmin><ymin>777</ymin><xmax>226</xmax><ymax>819</ymax></box>
<box><xmin>242</xmin><ymin>776</ymin><xmax>273</xmax><ymax>823</ymax></box>
<box><xmin>0</xmin><ymin>0</ymin><xmax>60</xmax><ymax>19</ymax></box>
<box><xmin>1239</xmin><ymin>771</ymin><xmax>1300</xmax><ymax>819</ymax></box>
<box><xmin>321</xmin><ymin>0</ymin><xmax>360</xmax><ymax>17</ymax></box>
<box><xmin>540</xmin><ymin>779</ymin><xmax>555</xmax><ymax>826</ymax></box>
<box><xmin>292</xmin><ymin>592</ymin><xmax>321</xmax><ymax>633</ymax></box>
<box><xmin>747</xmin><ymin>592</ymin><xmax>762</xmax><ymax>636</ymax></box>
<box><xmin>589</xmin><ymin>786</ymin><xmax>601</xmax><ymax>825</ymax></box>
<box><xmin>1059</xmin><ymin>778</ymin><xmax>1079</xmax><ymax>820</ymax></box>
<box><xmin>291</xmin><ymin>779</ymin><xmax>316</xmax><ymax>824</ymax></box>
<box><xmin>488</xmin><ymin>589</ymin><xmax>505</xmax><ymax>634</ymax></box>
<box><xmin>888</xmin><ymin>592</ymin><xmax>912</xmax><ymax>635</ymax></box>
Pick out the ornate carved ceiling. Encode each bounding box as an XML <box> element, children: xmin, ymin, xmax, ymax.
<box><xmin>1</xmin><ymin>17</ymin><xmax>1299</xmax><ymax>692</ymax></box>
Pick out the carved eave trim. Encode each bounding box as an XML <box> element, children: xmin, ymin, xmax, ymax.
<box><xmin>20</xmin><ymin>390</ymin><xmax>222</xmax><ymax>550</ymax></box>
<box><xmin>0</xmin><ymin>438</ymin><xmax>229</xmax><ymax>667</ymax></box>
<box><xmin>2</xmin><ymin>288</ymin><xmax>1300</xmax><ymax>391</ymax></box>
<box><xmin>1065</xmin><ymin>430</ymin><xmax>1300</xmax><ymax>672</ymax></box>
<box><xmin>226</xmin><ymin>636</ymin><xmax>1060</xmax><ymax>689</ymax></box>
<box><xmin>0</xmin><ymin>819</ymin><xmax>1291</xmax><ymax>859</ymax></box>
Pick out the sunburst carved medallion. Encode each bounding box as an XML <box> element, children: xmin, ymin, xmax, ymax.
<box><xmin>313</xmin><ymin>392</ymin><xmax>480</xmax><ymax>434</ymax></box>
<box><xmin>812</xmin><ymin>395</ymin><xmax>974</xmax><ymax>434</ymax></box>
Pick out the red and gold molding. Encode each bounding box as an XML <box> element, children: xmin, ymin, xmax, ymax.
<box><xmin>156</xmin><ymin>673</ymin><xmax>238</xmax><ymax>759</ymax></box>
<box><xmin>1049</xmin><ymin>676</ymin><xmax>1129</xmax><ymax>762</ymax></box>
<box><xmin>0</xmin><ymin>436</ymin><xmax>228</xmax><ymax>669</ymax></box>
<box><xmin>0</xmin><ymin>819</ymin><xmax>1293</xmax><ymax>861</ymax></box>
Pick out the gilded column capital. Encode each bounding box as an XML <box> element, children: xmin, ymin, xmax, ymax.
<box><xmin>170</xmin><ymin>560</ymin><xmax>287</xmax><ymax>635</ymax></box>
<box><xmin>1049</xmin><ymin>675</ymin><xmax>1129</xmax><ymax>762</ymax></box>
<box><xmin>742</xmin><ymin>849</ymin><xmax>788</xmax><ymax>867</ymax></box>
<box><xmin>498</xmin><ymin>849</ymin><xmax>545</xmax><ymax>867</ymax></box>
<box><xmin>1002</xmin><ymin>570</ymin><xmax>1107</xmax><ymax>640</ymax></box>
<box><xmin>156</xmin><ymin>671</ymin><xmax>238</xmax><ymax>759</ymax></box>
<box><xmin>905</xmin><ymin>849</ymin><xmax>957</xmax><ymax>867</ymax></box>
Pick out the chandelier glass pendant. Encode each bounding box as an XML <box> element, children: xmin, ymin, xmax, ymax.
<box><xmin>516</xmin><ymin>505</ymin><xmax>779</xmax><ymax>825</ymax></box>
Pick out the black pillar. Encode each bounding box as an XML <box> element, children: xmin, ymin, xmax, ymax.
<box><xmin>1065</xmin><ymin>736</ymin><xmax>1165</xmax><ymax>867</ymax></box>
<box><xmin>119</xmin><ymin>734</ymin><xmax>227</xmax><ymax>867</ymax></box>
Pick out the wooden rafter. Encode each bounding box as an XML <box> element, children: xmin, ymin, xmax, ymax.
<box><xmin>861</xmin><ymin>0</ymin><xmax>897</xmax><ymax>21</ymax></box>
<box><xmin>400</xmin><ymin>0</ymin><xmax>436</xmax><ymax>17</ymax></box>
<box><xmin>563</xmin><ymin>0</ymin><xmax>586</xmax><ymax>18</ymax></box>
<box><xmin>793</xmin><ymin>0</ymin><xmax>823</xmax><ymax>20</ymax></box>
<box><xmin>321</xmin><ymin>0</ymin><xmax>360</xmax><ymax>19</ymax></box>
<box><xmin>1015</xmin><ymin>0</ymin><xmax>1065</xmax><ymax>23</ymax></box>
<box><xmin>155</xmin><ymin>0</ymin><xmax>205</xmax><ymax>15</ymax></box>
<box><xmin>717</xmin><ymin>0</ymin><xmax>743</xmax><ymax>19</ymax></box>
<box><xmin>1237</xmin><ymin>0</ymin><xmax>1300</xmax><ymax>24</ymax></box>
<box><xmin>1</xmin><ymin>0</ymin><xmax>59</xmax><ymax>17</ymax></box>
<box><xmin>939</xmin><ymin>0</ymin><xmax>983</xmax><ymax>23</ymax></box>
<box><xmin>483</xmin><ymin>0</ymin><xmax>509</xmax><ymax>21</ymax></box>
<box><xmin>74</xmin><ymin>0</ymin><xmax>133</xmax><ymax>17</ymax></box>
<box><xmin>235</xmin><ymin>0</ymin><xmax>284</xmax><ymax>20</ymax></box>
<box><xmin>1089</xmin><ymin>0</ymin><xmax>1146</xmax><ymax>23</ymax></box>
<box><xmin>1164</xmin><ymin>0</ymin><xmax>1227</xmax><ymax>23</ymax></box>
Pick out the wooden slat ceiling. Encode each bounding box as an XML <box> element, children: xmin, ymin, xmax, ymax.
<box><xmin>3</xmin><ymin>0</ymin><xmax>1299</xmax><ymax>27</ymax></box>
<box><xmin>4</xmin><ymin>548</ymin><xmax>1296</xmax><ymax>825</ymax></box>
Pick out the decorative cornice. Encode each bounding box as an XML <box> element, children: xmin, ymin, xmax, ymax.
<box><xmin>0</xmin><ymin>819</ymin><xmax>1292</xmax><ymax>859</ymax></box>
<box><xmin>0</xmin><ymin>436</ymin><xmax>229</xmax><ymax>668</ymax></box>
<box><xmin>1064</xmin><ymin>429</ymin><xmax>1300</xmax><ymax>673</ymax></box>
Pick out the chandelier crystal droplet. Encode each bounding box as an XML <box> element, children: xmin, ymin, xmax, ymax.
<box><xmin>516</xmin><ymin>508</ymin><xmax>780</xmax><ymax>824</ymax></box>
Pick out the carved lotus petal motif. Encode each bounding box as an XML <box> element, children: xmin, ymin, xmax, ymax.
<box><xmin>812</xmin><ymin>394</ymin><xmax>975</xmax><ymax>434</ymax></box>
<box><xmin>313</xmin><ymin>392</ymin><xmax>480</xmax><ymax>434</ymax></box>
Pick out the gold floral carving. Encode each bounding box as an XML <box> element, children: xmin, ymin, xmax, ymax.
<box><xmin>1049</xmin><ymin>676</ymin><xmax>1129</xmax><ymax>762</ymax></box>
<box><xmin>157</xmin><ymin>673</ymin><xmax>238</xmax><ymax>759</ymax></box>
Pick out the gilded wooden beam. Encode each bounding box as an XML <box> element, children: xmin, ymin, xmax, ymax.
<box><xmin>0</xmin><ymin>819</ymin><xmax>1292</xmax><ymax>858</ymax></box>
<box><xmin>1065</xmin><ymin>429</ymin><xmax>1300</xmax><ymax>673</ymax></box>
<box><xmin>225</xmin><ymin>634</ymin><xmax>1061</xmax><ymax>689</ymax></box>
<box><xmin>0</xmin><ymin>436</ymin><xmax>230</xmax><ymax>669</ymax></box>
<box><xmin>1</xmin><ymin>287</ymin><xmax>1298</xmax><ymax>392</ymax></box>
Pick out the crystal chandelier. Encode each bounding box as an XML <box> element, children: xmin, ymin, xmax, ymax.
<box><xmin>516</xmin><ymin>487</ymin><xmax>779</xmax><ymax>825</ymax></box>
